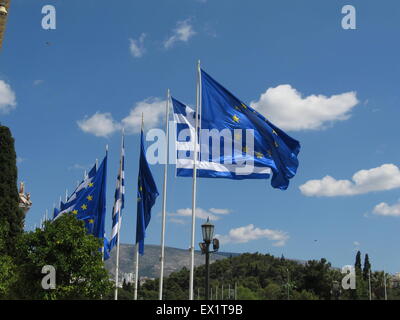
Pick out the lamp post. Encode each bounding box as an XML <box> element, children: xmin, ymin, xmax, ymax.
<box><xmin>199</xmin><ymin>217</ymin><xmax>219</xmax><ymax>300</ymax></box>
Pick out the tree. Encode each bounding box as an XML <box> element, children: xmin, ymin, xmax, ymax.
<box><xmin>12</xmin><ymin>214</ymin><xmax>113</xmax><ymax>299</ymax></box>
<box><xmin>0</xmin><ymin>126</ymin><xmax>25</xmax><ymax>254</ymax></box>
<box><xmin>363</xmin><ymin>254</ymin><xmax>371</xmax><ymax>281</ymax></box>
<box><xmin>302</xmin><ymin>259</ymin><xmax>333</xmax><ymax>299</ymax></box>
<box><xmin>0</xmin><ymin>224</ymin><xmax>16</xmax><ymax>298</ymax></box>
<box><xmin>355</xmin><ymin>251</ymin><xmax>362</xmax><ymax>275</ymax></box>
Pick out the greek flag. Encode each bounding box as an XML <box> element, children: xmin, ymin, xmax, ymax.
<box><xmin>109</xmin><ymin>135</ymin><xmax>125</xmax><ymax>251</ymax></box>
<box><xmin>171</xmin><ymin>69</ymin><xmax>300</xmax><ymax>189</ymax></box>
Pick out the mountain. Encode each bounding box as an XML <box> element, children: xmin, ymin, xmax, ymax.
<box><xmin>104</xmin><ymin>244</ymin><xmax>239</xmax><ymax>280</ymax></box>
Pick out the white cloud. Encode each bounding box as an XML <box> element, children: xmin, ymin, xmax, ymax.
<box><xmin>250</xmin><ymin>85</ymin><xmax>359</xmax><ymax>131</ymax></box>
<box><xmin>209</xmin><ymin>208</ymin><xmax>231</xmax><ymax>215</ymax></box>
<box><xmin>33</xmin><ymin>80</ymin><xmax>44</xmax><ymax>86</ymax></box>
<box><xmin>169</xmin><ymin>207</ymin><xmax>232</xmax><ymax>221</ymax></box>
<box><xmin>353</xmin><ymin>241</ymin><xmax>360</xmax><ymax>246</ymax></box>
<box><xmin>129</xmin><ymin>33</ymin><xmax>146</xmax><ymax>58</ymax></box>
<box><xmin>77</xmin><ymin>112</ymin><xmax>121</xmax><ymax>137</ymax></box>
<box><xmin>169</xmin><ymin>218</ymin><xmax>186</xmax><ymax>225</ymax></box>
<box><xmin>373</xmin><ymin>201</ymin><xmax>400</xmax><ymax>217</ymax></box>
<box><xmin>216</xmin><ymin>224</ymin><xmax>289</xmax><ymax>247</ymax></box>
<box><xmin>0</xmin><ymin>80</ymin><xmax>17</xmax><ymax>114</ymax></box>
<box><xmin>299</xmin><ymin>164</ymin><xmax>400</xmax><ymax>197</ymax></box>
<box><xmin>122</xmin><ymin>98</ymin><xmax>166</xmax><ymax>133</ymax></box>
<box><xmin>164</xmin><ymin>19</ymin><xmax>196</xmax><ymax>49</ymax></box>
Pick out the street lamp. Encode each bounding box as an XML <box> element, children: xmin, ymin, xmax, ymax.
<box><xmin>199</xmin><ymin>217</ymin><xmax>219</xmax><ymax>300</ymax></box>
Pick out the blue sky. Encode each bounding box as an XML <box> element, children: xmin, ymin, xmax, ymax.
<box><xmin>2</xmin><ymin>0</ymin><xmax>400</xmax><ymax>272</ymax></box>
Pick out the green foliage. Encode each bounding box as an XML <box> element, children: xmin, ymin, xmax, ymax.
<box><xmin>0</xmin><ymin>126</ymin><xmax>25</xmax><ymax>254</ymax></box>
<box><xmin>363</xmin><ymin>254</ymin><xmax>371</xmax><ymax>280</ymax></box>
<box><xmin>138</xmin><ymin>253</ymin><xmax>346</xmax><ymax>300</ymax></box>
<box><xmin>11</xmin><ymin>214</ymin><xmax>113</xmax><ymax>299</ymax></box>
<box><xmin>0</xmin><ymin>224</ymin><xmax>17</xmax><ymax>299</ymax></box>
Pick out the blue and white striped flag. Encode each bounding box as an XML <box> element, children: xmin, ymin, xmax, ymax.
<box><xmin>109</xmin><ymin>135</ymin><xmax>125</xmax><ymax>251</ymax></box>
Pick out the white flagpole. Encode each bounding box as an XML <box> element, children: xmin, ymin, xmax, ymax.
<box><xmin>159</xmin><ymin>89</ymin><xmax>170</xmax><ymax>300</ymax></box>
<box><xmin>114</xmin><ymin>131</ymin><xmax>125</xmax><ymax>300</ymax></box>
<box><xmin>101</xmin><ymin>146</ymin><xmax>108</xmax><ymax>263</ymax></box>
<box><xmin>384</xmin><ymin>271</ymin><xmax>387</xmax><ymax>300</ymax></box>
<box><xmin>134</xmin><ymin>242</ymin><xmax>139</xmax><ymax>300</ymax></box>
<box><xmin>369</xmin><ymin>269</ymin><xmax>372</xmax><ymax>300</ymax></box>
<box><xmin>189</xmin><ymin>60</ymin><xmax>201</xmax><ymax>300</ymax></box>
<box><xmin>134</xmin><ymin>115</ymin><xmax>144</xmax><ymax>301</ymax></box>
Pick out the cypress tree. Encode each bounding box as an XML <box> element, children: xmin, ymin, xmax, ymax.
<box><xmin>0</xmin><ymin>126</ymin><xmax>24</xmax><ymax>253</ymax></box>
<box><xmin>355</xmin><ymin>251</ymin><xmax>362</xmax><ymax>275</ymax></box>
<box><xmin>363</xmin><ymin>254</ymin><xmax>371</xmax><ymax>280</ymax></box>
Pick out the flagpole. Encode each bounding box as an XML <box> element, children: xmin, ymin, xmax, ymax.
<box><xmin>134</xmin><ymin>242</ymin><xmax>139</xmax><ymax>300</ymax></box>
<box><xmin>134</xmin><ymin>115</ymin><xmax>145</xmax><ymax>301</ymax></box>
<box><xmin>101</xmin><ymin>146</ymin><xmax>108</xmax><ymax>263</ymax></box>
<box><xmin>114</xmin><ymin>131</ymin><xmax>125</xmax><ymax>300</ymax></box>
<box><xmin>189</xmin><ymin>60</ymin><xmax>201</xmax><ymax>300</ymax></box>
<box><xmin>159</xmin><ymin>89</ymin><xmax>170</xmax><ymax>300</ymax></box>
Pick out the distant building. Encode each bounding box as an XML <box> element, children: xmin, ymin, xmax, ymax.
<box><xmin>18</xmin><ymin>182</ymin><xmax>32</xmax><ymax>214</ymax></box>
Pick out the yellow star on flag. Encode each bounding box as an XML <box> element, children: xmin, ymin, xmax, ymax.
<box><xmin>232</xmin><ymin>115</ymin><xmax>240</xmax><ymax>123</ymax></box>
<box><xmin>241</xmin><ymin>103</ymin><xmax>247</xmax><ymax>109</ymax></box>
<box><xmin>87</xmin><ymin>195</ymin><xmax>93</xmax><ymax>201</ymax></box>
<box><xmin>255</xmin><ymin>152</ymin><xmax>263</xmax><ymax>159</ymax></box>
<box><xmin>72</xmin><ymin>210</ymin><xmax>78</xmax><ymax>215</ymax></box>
<box><xmin>88</xmin><ymin>219</ymin><xmax>94</xmax><ymax>224</ymax></box>
<box><xmin>81</xmin><ymin>204</ymin><xmax>87</xmax><ymax>210</ymax></box>
<box><xmin>88</xmin><ymin>182</ymin><xmax>94</xmax><ymax>187</ymax></box>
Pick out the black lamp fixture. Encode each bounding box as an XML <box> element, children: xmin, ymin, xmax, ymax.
<box><xmin>199</xmin><ymin>217</ymin><xmax>219</xmax><ymax>300</ymax></box>
<box><xmin>201</xmin><ymin>217</ymin><xmax>215</xmax><ymax>243</ymax></box>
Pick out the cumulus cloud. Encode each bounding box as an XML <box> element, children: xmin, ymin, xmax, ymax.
<box><xmin>299</xmin><ymin>164</ymin><xmax>400</xmax><ymax>197</ymax></box>
<box><xmin>216</xmin><ymin>224</ymin><xmax>289</xmax><ymax>247</ymax></box>
<box><xmin>164</xmin><ymin>19</ymin><xmax>196</xmax><ymax>49</ymax></box>
<box><xmin>0</xmin><ymin>80</ymin><xmax>17</xmax><ymax>114</ymax></box>
<box><xmin>250</xmin><ymin>85</ymin><xmax>359</xmax><ymax>131</ymax></box>
<box><xmin>77</xmin><ymin>112</ymin><xmax>121</xmax><ymax>137</ymax></box>
<box><xmin>373</xmin><ymin>201</ymin><xmax>400</xmax><ymax>217</ymax></box>
<box><xmin>122</xmin><ymin>98</ymin><xmax>166</xmax><ymax>133</ymax></box>
<box><xmin>169</xmin><ymin>207</ymin><xmax>232</xmax><ymax>222</ymax></box>
<box><xmin>129</xmin><ymin>33</ymin><xmax>146</xmax><ymax>58</ymax></box>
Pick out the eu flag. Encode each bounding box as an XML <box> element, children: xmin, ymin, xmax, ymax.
<box><xmin>136</xmin><ymin>129</ymin><xmax>159</xmax><ymax>255</ymax></box>
<box><xmin>55</xmin><ymin>155</ymin><xmax>108</xmax><ymax>238</ymax></box>
<box><xmin>202</xmin><ymin>69</ymin><xmax>300</xmax><ymax>189</ymax></box>
<box><xmin>172</xmin><ymin>69</ymin><xmax>300</xmax><ymax>190</ymax></box>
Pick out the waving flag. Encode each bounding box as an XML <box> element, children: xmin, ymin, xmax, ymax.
<box><xmin>136</xmin><ymin>128</ymin><xmax>159</xmax><ymax>255</ymax></box>
<box><xmin>109</xmin><ymin>135</ymin><xmax>125</xmax><ymax>252</ymax></box>
<box><xmin>55</xmin><ymin>155</ymin><xmax>108</xmax><ymax>237</ymax></box>
<box><xmin>172</xmin><ymin>69</ymin><xmax>300</xmax><ymax>190</ymax></box>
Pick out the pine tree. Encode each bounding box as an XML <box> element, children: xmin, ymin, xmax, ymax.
<box><xmin>363</xmin><ymin>254</ymin><xmax>371</xmax><ymax>281</ymax></box>
<box><xmin>0</xmin><ymin>126</ymin><xmax>24</xmax><ymax>254</ymax></box>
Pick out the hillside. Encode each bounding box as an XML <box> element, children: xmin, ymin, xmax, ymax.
<box><xmin>105</xmin><ymin>243</ymin><xmax>239</xmax><ymax>280</ymax></box>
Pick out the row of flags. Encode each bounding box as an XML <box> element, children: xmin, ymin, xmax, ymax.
<box><xmin>50</xmin><ymin>64</ymin><xmax>301</xmax><ymax>300</ymax></box>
